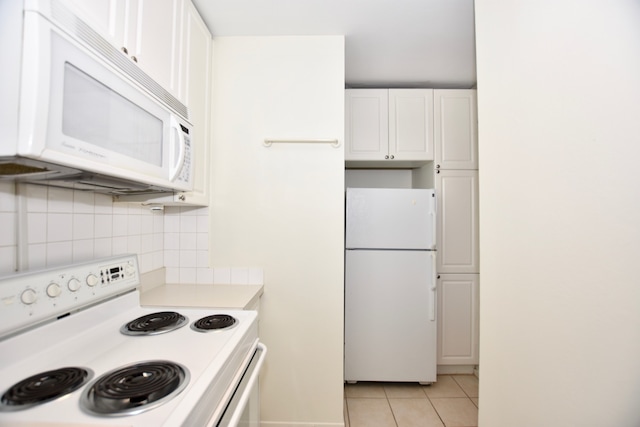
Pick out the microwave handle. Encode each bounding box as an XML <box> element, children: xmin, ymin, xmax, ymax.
<box><xmin>169</xmin><ymin>115</ymin><xmax>186</xmax><ymax>181</ymax></box>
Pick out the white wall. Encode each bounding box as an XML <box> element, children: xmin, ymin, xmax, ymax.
<box><xmin>210</xmin><ymin>36</ymin><xmax>345</xmax><ymax>426</ymax></box>
<box><xmin>475</xmin><ymin>1</ymin><xmax>640</xmax><ymax>426</ymax></box>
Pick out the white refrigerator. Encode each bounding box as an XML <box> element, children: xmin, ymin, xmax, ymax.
<box><xmin>344</xmin><ymin>187</ymin><xmax>437</xmax><ymax>383</ymax></box>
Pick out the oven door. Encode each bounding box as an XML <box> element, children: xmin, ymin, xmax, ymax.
<box><xmin>213</xmin><ymin>343</ymin><xmax>267</xmax><ymax>427</ymax></box>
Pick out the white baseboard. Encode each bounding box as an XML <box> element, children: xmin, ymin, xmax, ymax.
<box><xmin>261</xmin><ymin>423</ymin><xmax>344</xmax><ymax>427</ymax></box>
<box><xmin>436</xmin><ymin>365</ymin><xmax>476</xmax><ymax>375</ymax></box>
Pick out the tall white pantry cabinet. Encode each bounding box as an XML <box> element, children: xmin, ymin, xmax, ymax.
<box><xmin>345</xmin><ymin>88</ymin><xmax>480</xmax><ymax>372</ymax></box>
<box><xmin>434</xmin><ymin>90</ymin><xmax>479</xmax><ymax>368</ymax></box>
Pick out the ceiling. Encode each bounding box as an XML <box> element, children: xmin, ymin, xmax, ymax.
<box><xmin>191</xmin><ymin>0</ymin><xmax>477</xmax><ymax>89</ymax></box>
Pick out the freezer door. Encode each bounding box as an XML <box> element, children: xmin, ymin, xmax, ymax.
<box><xmin>346</xmin><ymin>188</ymin><xmax>435</xmax><ymax>249</ymax></box>
<box><xmin>344</xmin><ymin>250</ymin><xmax>437</xmax><ymax>383</ymax></box>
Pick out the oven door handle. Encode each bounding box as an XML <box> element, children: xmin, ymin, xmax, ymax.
<box><xmin>211</xmin><ymin>342</ymin><xmax>267</xmax><ymax>427</ymax></box>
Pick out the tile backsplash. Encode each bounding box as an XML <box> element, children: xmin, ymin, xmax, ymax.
<box><xmin>0</xmin><ymin>182</ymin><xmax>262</xmax><ymax>285</ymax></box>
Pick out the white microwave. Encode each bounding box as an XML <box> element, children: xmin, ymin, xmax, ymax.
<box><xmin>0</xmin><ymin>0</ymin><xmax>193</xmax><ymax>194</ymax></box>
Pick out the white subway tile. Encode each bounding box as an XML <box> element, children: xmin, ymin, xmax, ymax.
<box><xmin>164</xmin><ymin>250</ymin><xmax>180</xmax><ymax>267</ymax></box>
<box><xmin>139</xmin><ymin>253</ymin><xmax>153</xmax><ymax>274</ymax></box>
<box><xmin>27</xmin><ymin>213</ymin><xmax>47</xmax><ymax>244</ymax></box>
<box><xmin>164</xmin><ymin>215</ymin><xmax>180</xmax><ymax>233</ymax></box>
<box><xmin>140</xmin><ymin>213</ymin><xmax>153</xmax><ymax>234</ymax></box>
<box><xmin>0</xmin><ymin>213</ymin><xmax>16</xmax><ymax>246</ymax></box>
<box><xmin>196</xmin><ymin>215</ymin><xmax>209</xmax><ymax>233</ymax></box>
<box><xmin>196</xmin><ymin>233</ymin><xmax>209</xmax><ymax>251</ymax></box>
<box><xmin>112</xmin><ymin>202</ymin><xmax>129</xmax><ymax>215</ymax></box>
<box><xmin>153</xmin><ymin>233</ymin><xmax>164</xmax><ymax>251</ymax></box>
<box><xmin>47</xmin><ymin>187</ymin><xmax>73</xmax><ymax>213</ymax></box>
<box><xmin>47</xmin><ymin>213</ymin><xmax>73</xmax><ymax>243</ymax></box>
<box><xmin>72</xmin><ymin>239</ymin><xmax>94</xmax><ymax>262</ymax></box>
<box><xmin>231</xmin><ymin>268</ymin><xmax>250</xmax><ymax>285</ymax></box>
<box><xmin>141</xmin><ymin>234</ymin><xmax>153</xmax><ymax>254</ymax></box>
<box><xmin>179</xmin><ymin>250</ymin><xmax>197</xmax><ymax>268</ymax></box>
<box><xmin>25</xmin><ymin>184</ymin><xmax>48</xmax><ymax>212</ymax></box>
<box><xmin>94</xmin><ymin>214</ymin><xmax>113</xmax><ymax>238</ymax></box>
<box><xmin>73</xmin><ymin>214</ymin><xmax>94</xmax><ymax>240</ymax></box>
<box><xmin>179</xmin><ymin>233</ymin><xmax>197</xmax><ymax>250</ymax></box>
<box><xmin>94</xmin><ymin>194</ymin><xmax>113</xmax><ymax>214</ymax></box>
<box><xmin>0</xmin><ymin>183</ymin><xmax>16</xmax><ymax>212</ymax></box>
<box><xmin>152</xmin><ymin>251</ymin><xmax>164</xmax><ymax>270</ymax></box>
<box><xmin>0</xmin><ymin>246</ymin><xmax>16</xmax><ymax>275</ymax></box>
<box><xmin>213</xmin><ymin>268</ymin><xmax>231</xmax><ymax>284</ymax></box>
<box><xmin>94</xmin><ymin>238</ymin><xmax>113</xmax><ymax>258</ymax></box>
<box><xmin>112</xmin><ymin>214</ymin><xmax>128</xmax><ymax>237</ymax></box>
<box><xmin>127</xmin><ymin>214</ymin><xmax>142</xmax><ymax>236</ymax></box>
<box><xmin>165</xmin><ymin>267</ymin><xmax>180</xmax><ymax>284</ymax></box>
<box><xmin>112</xmin><ymin>236</ymin><xmax>127</xmax><ymax>254</ymax></box>
<box><xmin>73</xmin><ymin>190</ymin><xmax>94</xmax><ymax>213</ymax></box>
<box><xmin>46</xmin><ymin>241</ymin><xmax>73</xmax><ymax>267</ymax></box>
<box><xmin>196</xmin><ymin>250</ymin><xmax>209</xmax><ymax>268</ymax></box>
<box><xmin>179</xmin><ymin>267</ymin><xmax>196</xmax><ymax>283</ymax></box>
<box><xmin>196</xmin><ymin>268</ymin><xmax>214</xmax><ymax>284</ymax></box>
<box><xmin>179</xmin><ymin>216</ymin><xmax>197</xmax><ymax>233</ymax></box>
<box><xmin>164</xmin><ymin>233</ymin><xmax>179</xmax><ymax>250</ymax></box>
<box><xmin>127</xmin><ymin>235</ymin><xmax>141</xmax><ymax>255</ymax></box>
<box><xmin>153</xmin><ymin>214</ymin><xmax>164</xmax><ymax>233</ymax></box>
<box><xmin>27</xmin><ymin>243</ymin><xmax>47</xmax><ymax>270</ymax></box>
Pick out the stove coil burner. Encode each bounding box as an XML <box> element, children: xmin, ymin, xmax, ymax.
<box><xmin>191</xmin><ymin>314</ymin><xmax>238</xmax><ymax>332</ymax></box>
<box><xmin>120</xmin><ymin>311</ymin><xmax>188</xmax><ymax>336</ymax></box>
<box><xmin>0</xmin><ymin>367</ymin><xmax>93</xmax><ymax>411</ymax></box>
<box><xmin>80</xmin><ymin>360</ymin><xmax>189</xmax><ymax>416</ymax></box>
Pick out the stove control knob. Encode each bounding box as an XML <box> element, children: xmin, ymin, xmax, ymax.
<box><xmin>86</xmin><ymin>274</ymin><xmax>99</xmax><ymax>287</ymax></box>
<box><xmin>21</xmin><ymin>288</ymin><xmax>37</xmax><ymax>305</ymax></box>
<box><xmin>46</xmin><ymin>283</ymin><xmax>62</xmax><ymax>298</ymax></box>
<box><xmin>67</xmin><ymin>278</ymin><xmax>81</xmax><ymax>292</ymax></box>
<box><xmin>125</xmin><ymin>264</ymin><xmax>135</xmax><ymax>277</ymax></box>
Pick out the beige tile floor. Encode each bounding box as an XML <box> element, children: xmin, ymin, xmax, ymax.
<box><xmin>344</xmin><ymin>375</ymin><xmax>478</xmax><ymax>427</ymax></box>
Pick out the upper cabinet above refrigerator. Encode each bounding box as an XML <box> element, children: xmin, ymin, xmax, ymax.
<box><xmin>345</xmin><ymin>89</ymin><xmax>434</xmax><ymax>168</ymax></box>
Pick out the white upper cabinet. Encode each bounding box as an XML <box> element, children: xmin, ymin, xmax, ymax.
<box><xmin>345</xmin><ymin>89</ymin><xmax>433</xmax><ymax>166</ymax></box>
<box><xmin>389</xmin><ymin>89</ymin><xmax>434</xmax><ymax>161</ymax></box>
<box><xmin>434</xmin><ymin>90</ymin><xmax>478</xmax><ymax>170</ymax></box>
<box><xmin>62</xmin><ymin>0</ymin><xmax>184</xmax><ymax>103</ymax></box>
<box><xmin>345</xmin><ymin>89</ymin><xmax>389</xmax><ymax>160</ymax></box>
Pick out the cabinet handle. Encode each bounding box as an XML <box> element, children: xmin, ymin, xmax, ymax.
<box><xmin>436</xmin><ymin>164</ymin><xmax>440</xmax><ymax>169</ymax></box>
<box><xmin>384</xmin><ymin>155</ymin><xmax>389</xmax><ymax>159</ymax></box>
<box><xmin>436</xmin><ymin>169</ymin><xmax>440</xmax><ymax>174</ymax></box>
<box><xmin>121</xmin><ymin>46</ymin><xmax>128</xmax><ymax>54</ymax></box>
<box><xmin>131</xmin><ymin>56</ymin><xmax>138</xmax><ymax>63</ymax></box>
<box><xmin>390</xmin><ymin>155</ymin><xmax>395</xmax><ymax>160</ymax></box>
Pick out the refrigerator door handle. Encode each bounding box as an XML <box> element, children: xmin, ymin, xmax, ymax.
<box><xmin>430</xmin><ymin>252</ymin><xmax>437</xmax><ymax>321</ymax></box>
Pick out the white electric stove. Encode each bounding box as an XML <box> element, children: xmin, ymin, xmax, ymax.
<box><xmin>0</xmin><ymin>254</ymin><xmax>265</xmax><ymax>427</ymax></box>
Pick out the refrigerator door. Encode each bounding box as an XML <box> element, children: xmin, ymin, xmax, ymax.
<box><xmin>346</xmin><ymin>188</ymin><xmax>435</xmax><ymax>250</ymax></box>
<box><xmin>344</xmin><ymin>249</ymin><xmax>437</xmax><ymax>383</ymax></box>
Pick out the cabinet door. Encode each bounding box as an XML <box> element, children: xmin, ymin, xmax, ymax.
<box><xmin>345</xmin><ymin>89</ymin><xmax>389</xmax><ymax>161</ymax></box>
<box><xmin>389</xmin><ymin>89</ymin><xmax>434</xmax><ymax>161</ymax></box>
<box><xmin>133</xmin><ymin>0</ymin><xmax>183</xmax><ymax>100</ymax></box>
<box><xmin>175</xmin><ymin>1</ymin><xmax>212</xmax><ymax>205</ymax></box>
<box><xmin>437</xmin><ymin>273</ymin><xmax>479</xmax><ymax>365</ymax></box>
<box><xmin>434</xmin><ymin>90</ymin><xmax>478</xmax><ymax>170</ymax></box>
<box><xmin>61</xmin><ymin>0</ymin><xmax>126</xmax><ymax>47</ymax></box>
<box><xmin>436</xmin><ymin>170</ymin><xmax>479</xmax><ymax>273</ymax></box>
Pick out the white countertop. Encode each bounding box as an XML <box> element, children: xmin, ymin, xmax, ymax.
<box><xmin>140</xmin><ymin>283</ymin><xmax>264</xmax><ymax>310</ymax></box>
